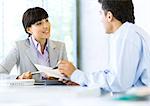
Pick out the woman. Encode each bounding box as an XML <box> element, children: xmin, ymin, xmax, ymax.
<box><xmin>0</xmin><ymin>7</ymin><xmax>67</xmax><ymax>80</ymax></box>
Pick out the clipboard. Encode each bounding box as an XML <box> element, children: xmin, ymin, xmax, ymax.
<box><xmin>34</xmin><ymin>80</ymin><xmax>65</xmax><ymax>85</ymax></box>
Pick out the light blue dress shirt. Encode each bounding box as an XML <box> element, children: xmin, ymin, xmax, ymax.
<box><xmin>29</xmin><ymin>36</ymin><xmax>50</xmax><ymax>67</ymax></box>
<box><xmin>29</xmin><ymin>36</ymin><xmax>50</xmax><ymax>79</ymax></box>
<box><xmin>71</xmin><ymin>22</ymin><xmax>150</xmax><ymax>93</ymax></box>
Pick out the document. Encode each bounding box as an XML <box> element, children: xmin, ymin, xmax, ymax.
<box><xmin>33</xmin><ymin>64</ymin><xmax>69</xmax><ymax>80</ymax></box>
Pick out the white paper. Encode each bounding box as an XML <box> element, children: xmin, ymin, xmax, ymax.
<box><xmin>34</xmin><ymin>64</ymin><xmax>69</xmax><ymax>80</ymax></box>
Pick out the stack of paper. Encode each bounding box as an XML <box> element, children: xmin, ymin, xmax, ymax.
<box><xmin>0</xmin><ymin>79</ymin><xmax>35</xmax><ymax>86</ymax></box>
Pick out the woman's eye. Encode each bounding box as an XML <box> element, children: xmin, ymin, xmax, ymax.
<box><xmin>45</xmin><ymin>19</ymin><xmax>49</xmax><ymax>22</ymax></box>
<box><xmin>35</xmin><ymin>22</ymin><xmax>42</xmax><ymax>25</ymax></box>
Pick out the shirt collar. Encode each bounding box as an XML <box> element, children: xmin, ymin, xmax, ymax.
<box><xmin>109</xmin><ymin>22</ymin><xmax>130</xmax><ymax>39</ymax></box>
<box><xmin>30</xmin><ymin>35</ymin><xmax>48</xmax><ymax>49</ymax></box>
<box><xmin>29</xmin><ymin>35</ymin><xmax>48</xmax><ymax>55</ymax></box>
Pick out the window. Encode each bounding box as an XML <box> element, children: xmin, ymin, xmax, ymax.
<box><xmin>0</xmin><ymin>0</ymin><xmax>77</xmax><ymax>65</ymax></box>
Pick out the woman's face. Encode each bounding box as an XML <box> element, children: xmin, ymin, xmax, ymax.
<box><xmin>27</xmin><ymin>18</ymin><xmax>51</xmax><ymax>41</ymax></box>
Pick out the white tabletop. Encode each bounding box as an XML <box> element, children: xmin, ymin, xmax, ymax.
<box><xmin>0</xmin><ymin>85</ymin><xmax>149</xmax><ymax>106</ymax></box>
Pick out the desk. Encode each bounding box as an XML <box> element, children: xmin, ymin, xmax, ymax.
<box><xmin>0</xmin><ymin>85</ymin><xmax>150</xmax><ymax>106</ymax></box>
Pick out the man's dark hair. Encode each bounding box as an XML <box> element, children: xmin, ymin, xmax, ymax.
<box><xmin>22</xmin><ymin>7</ymin><xmax>48</xmax><ymax>36</ymax></box>
<box><xmin>98</xmin><ymin>0</ymin><xmax>135</xmax><ymax>24</ymax></box>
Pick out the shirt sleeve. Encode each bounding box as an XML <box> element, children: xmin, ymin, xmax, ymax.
<box><xmin>71</xmin><ymin>40</ymin><xmax>141</xmax><ymax>92</ymax></box>
<box><xmin>71</xmin><ymin>26</ymin><xmax>143</xmax><ymax>92</ymax></box>
<box><xmin>70</xmin><ymin>69</ymin><xmax>107</xmax><ymax>88</ymax></box>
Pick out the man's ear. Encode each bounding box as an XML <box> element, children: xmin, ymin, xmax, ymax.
<box><xmin>106</xmin><ymin>11</ymin><xmax>113</xmax><ymax>22</ymax></box>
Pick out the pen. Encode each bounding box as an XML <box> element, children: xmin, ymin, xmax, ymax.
<box><xmin>53</xmin><ymin>60</ymin><xmax>61</xmax><ymax>69</ymax></box>
<box><xmin>53</xmin><ymin>66</ymin><xmax>58</xmax><ymax>69</ymax></box>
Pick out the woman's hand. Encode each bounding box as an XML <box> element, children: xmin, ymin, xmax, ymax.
<box><xmin>17</xmin><ymin>71</ymin><xmax>32</xmax><ymax>79</ymax></box>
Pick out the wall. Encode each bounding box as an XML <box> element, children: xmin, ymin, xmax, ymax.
<box><xmin>133</xmin><ymin>0</ymin><xmax>150</xmax><ymax>33</ymax></box>
<box><xmin>79</xmin><ymin>0</ymin><xmax>108</xmax><ymax>72</ymax></box>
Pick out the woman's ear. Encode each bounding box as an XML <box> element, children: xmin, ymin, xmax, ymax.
<box><xmin>26</xmin><ymin>27</ymin><xmax>32</xmax><ymax>34</ymax></box>
<box><xmin>106</xmin><ymin>11</ymin><xmax>113</xmax><ymax>22</ymax></box>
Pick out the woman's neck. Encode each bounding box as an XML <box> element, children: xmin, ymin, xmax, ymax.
<box><xmin>38</xmin><ymin>39</ymin><xmax>47</xmax><ymax>54</ymax></box>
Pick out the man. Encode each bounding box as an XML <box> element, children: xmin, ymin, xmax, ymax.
<box><xmin>58</xmin><ymin>0</ymin><xmax>150</xmax><ymax>93</ymax></box>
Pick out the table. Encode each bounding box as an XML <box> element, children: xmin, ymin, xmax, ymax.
<box><xmin>0</xmin><ymin>85</ymin><xmax>149</xmax><ymax>106</ymax></box>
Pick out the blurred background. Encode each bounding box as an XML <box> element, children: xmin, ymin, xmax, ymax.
<box><xmin>0</xmin><ymin>0</ymin><xmax>150</xmax><ymax>74</ymax></box>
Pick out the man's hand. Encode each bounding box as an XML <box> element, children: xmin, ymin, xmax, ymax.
<box><xmin>17</xmin><ymin>71</ymin><xmax>32</xmax><ymax>79</ymax></box>
<box><xmin>58</xmin><ymin>60</ymin><xmax>76</xmax><ymax>78</ymax></box>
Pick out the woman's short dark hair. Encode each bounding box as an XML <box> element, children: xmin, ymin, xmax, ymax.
<box><xmin>22</xmin><ymin>7</ymin><xmax>48</xmax><ymax>35</ymax></box>
<box><xmin>98</xmin><ymin>0</ymin><xmax>135</xmax><ymax>24</ymax></box>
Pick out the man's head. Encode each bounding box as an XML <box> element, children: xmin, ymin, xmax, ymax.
<box><xmin>98</xmin><ymin>0</ymin><xmax>135</xmax><ymax>33</ymax></box>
